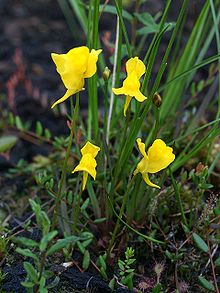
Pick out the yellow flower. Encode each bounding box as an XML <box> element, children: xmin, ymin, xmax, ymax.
<box><xmin>72</xmin><ymin>141</ymin><xmax>100</xmax><ymax>190</ymax></box>
<box><xmin>134</xmin><ymin>138</ymin><xmax>175</xmax><ymax>189</ymax></box>
<box><xmin>51</xmin><ymin>46</ymin><xmax>102</xmax><ymax>108</ymax></box>
<box><xmin>112</xmin><ymin>57</ymin><xmax>147</xmax><ymax>116</ymax></box>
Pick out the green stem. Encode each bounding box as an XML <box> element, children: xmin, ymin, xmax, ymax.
<box><xmin>104</xmin><ymin>80</ymin><xmax>108</xmax><ymax>135</ymax></box>
<box><xmin>51</xmin><ymin>93</ymin><xmax>80</xmax><ymax>230</ymax></box>
<box><xmin>72</xmin><ymin>188</ymin><xmax>83</xmax><ymax>233</ymax></box>
<box><xmin>169</xmin><ymin>168</ymin><xmax>188</xmax><ymax>228</ymax></box>
<box><xmin>107</xmin><ymin>176</ymin><xmax>135</xmax><ymax>257</ymax></box>
<box><xmin>108</xmin><ymin>194</ymin><xmax>164</xmax><ymax>245</ymax></box>
<box><xmin>113</xmin><ymin>0</ymin><xmax>132</xmax><ymax>57</ymax></box>
<box><xmin>88</xmin><ymin>0</ymin><xmax>100</xmax><ymax>140</ymax></box>
<box><xmin>127</xmin><ymin>174</ymin><xmax>142</xmax><ymax>222</ymax></box>
<box><xmin>145</xmin><ymin>107</ymin><xmax>160</xmax><ymax>147</ymax></box>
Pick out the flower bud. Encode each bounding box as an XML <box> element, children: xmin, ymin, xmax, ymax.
<box><xmin>102</xmin><ymin>67</ymin><xmax>111</xmax><ymax>81</ymax></box>
<box><xmin>195</xmin><ymin>162</ymin><xmax>206</xmax><ymax>175</ymax></box>
<box><xmin>153</xmin><ymin>92</ymin><xmax>162</xmax><ymax>107</ymax></box>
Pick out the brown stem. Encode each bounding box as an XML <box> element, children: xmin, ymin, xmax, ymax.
<box><xmin>208</xmin><ymin>241</ymin><xmax>219</xmax><ymax>293</ymax></box>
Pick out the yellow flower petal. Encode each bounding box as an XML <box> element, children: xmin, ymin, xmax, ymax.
<box><xmin>142</xmin><ymin>173</ymin><xmax>160</xmax><ymax>189</ymax></box>
<box><xmin>72</xmin><ymin>154</ymin><xmax>97</xmax><ymax>180</ymax></box>
<box><xmin>51</xmin><ymin>47</ymin><xmax>89</xmax><ymax>89</ymax></box>
<box><xmin>51</xmin><ymin>53</ymin><xmax>66</xmax><ymax>73</ymax></box>
<box><xmin>81</xmin><ymin>141</ymin><xmax>100</xmax><ymax>158</ymax></box>
<box><xmin>147</xmin><ymin>139</ymin><xmax>175</xmax><ymax>173</ymax></box>
<box><xmin>112</xmin><ymin>87</ymin><xmax>125</xmax><ymax>96</ymax></box>
<box><xmin>134</xmin><ymin>90</ymin><xmax>147</xmax><ymax>102</ymax></box>
<box><xmin>82</xmin><ymin>171</ymin><xmax>88</xmax><ymax>190</ymax></box>
<box><xmin>72</xmin><ymin>141</ymin><xmax>100</xmax><ymax>190</ymax></box>
<box><xmin>126</xmin><ymin>57</ymin><xmax>146</xmax><ymax>78</ymax></box>
<box><xmin>112</xmin><ymin>57</ymin><xmax>146</xmax><ymax>113</ymax></box>
<box><xmin>134</xmin><ymin>138</ymin><xmax>175</xmax><ymax>188</ymax></box>
<box><xmin>136</xmin><ymin>138</ymin><xmax>148</xmax><ymax>158</ymax></box>
<box><xmin>123</xmin><ymin>95</ymin><xmax>132</xmax><ymax>116</ymax></box>
<box><xmin>122</xmin><ymin>71</ymin><xmax>141</xmax><ymax>96</ymax></box>
<box><xmin>84</xmin><ymin>49</ymin><xmax>102</xmax><ymax>78</ymax></box>
<box><xmin>51</xmin><ymin>46</ymin><xmax>101</xmax><ymax>108</ymax></box>
<box><xmin>51</xmin><ymin>89</ymin><xmax>76</xmax><ymax>109</ymax></box>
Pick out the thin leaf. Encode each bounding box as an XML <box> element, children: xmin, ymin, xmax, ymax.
<box><xmin>82</xmin><ymin>250</ymin><xmax>90</xmax><ymax>270</ymax></box>
<box><xmin>0</xmin><ymin>136</ymin><xmax>18</xmax><ymax>153</ymax></box>
<box><xmin>16</xmin><ymin>248</ymin><xmax>38</xmax><ymax>261</ymax></box>
<box><xmin>193</xmin><ymin>233</ymin><xmax>208</xmax><ymax>253</ymax></box>
<box><xmin>198</xmin><ymin>276</ymin><xmax>215</xmax><ymax>291</ymax></box>
<box><xmin>23</xmin><ymin>262</ymin><xmax>38</xmax><ymax>283</ymax></box>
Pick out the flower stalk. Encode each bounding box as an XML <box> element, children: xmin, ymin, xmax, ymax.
<box><xmin>51</xmin><ymin>93</ymin><xmax>80</xmax><ymax>230</ymax></box>
<box><xmin>107</xmin><ymin>176</ymin><xmax>136</xmax><ymax>258</ymax></box>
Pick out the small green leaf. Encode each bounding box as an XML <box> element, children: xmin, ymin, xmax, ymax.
<box><xmin>134</xmin><ymin>12</ymin><xmax>157</xmax><ymax>26</ymax></box>
<box><xmin>100</xmin><ymin>267</ymin><xmax>108</xmax><ymax>280</ymax></box>
<box><xmin>39</xmin><ymin>231</ymin><xmax>58</xmax><ymax>252</ymax></box>
<box><xmin>192</xmin><ymin>233</ymin><xmax>208</xmax><ymax>253</ymax></box>
<box><xmin>118</xmin><ymin>261</ymin><xmax>125</xmax><ymax>271</ymax></box>
<box><xmin>191</xmin><ymin>82</ymin><xmax>196</xmax><ymax>96</ymax></box>
<box><xmin>46</xmin><ymin>276</ymin><xmax>60</xmax><ymax>289</ymax></box>
<box><xmin>23</xmin><ymin>262</ymin><xmax>38</xmax><ymax>283</ymax></box>
<box><xmin>15</xmin><ymin>116</ymin><xmax>24</xmax><ymax>130</ymax></box>
<box><xmin>198</xmin><ymin>276</ymin><xmax>215</xmax><ymax>291</ymax></box>
<box><xmin>81</xmin><ymin>198</ymin><xmax>90</xmax><ymax>211</ymax></box>
<box><xmin>46</xmin><ymin>236</ymin><xmax>80</xmax><ymax>256</ymax></box>
<box><xmin>108</xmin><ymin>278</ymin><xmax>115</xmax><ymax>290</ymax></box>
<box><xmin>44</xmin><ymin>128</ymin><xmax>51</xmax><ymax>139</ymax></box>
<box><xmin>125</xmin><ymin>269</ymin><xmax>134</xmax><ymax>273</ymax></box>
<box><xmin>152</xmin><ymin>283</ymin><xmax>163</xmax><ymax>293</ymax></box>
<box><xmin>16</xmin><ymin>248</ymin><xmax>38</xmax><ymax>261</ymax></box>
<box><xmin>21</xmin><ymin>281</ymin><xmax>35</xmax><ymax>288</ymax></box>
<box><xmin>197</xmin><ymin>80</ymin><xmax>204</xmax><ymax>92</ymax></box>
<box><xmin>8</xmin><ymin>112</ymin><xmax>15</xmax><ymax>126</ymax></box>
<box><xmin>15</xmin><ymin>237</ymin><xmax>38</xmax><ymax>248</ymax></box>
<box><xmin>199</xmin><ymin>183</ymin><xmax>213</xmax><ymax>189</ymax></box>
<box><xmin>82</xmin><ymin>250</ymin><xmax>90</xmax><ymax>270</ymax></box>
<box><xmin>77</xmin><ymin>241</ymin><xmax>85</xmax><ymax>254</ymax></box>
<box><xmin>35</xmin><ymin>121</ymin><xmax>43</xmax><ymax>136</ymax></box>
<box><xmin>99</xmin><ymin>4</ymin><xmax>132</xmax><ymax>21</ymax></box>
<box><xmin>93</xmin><ymin>217</ymin><xmax>107</xmax><ymax>224</ymax></box>
<box><xmin>29</xmin><ymin>199</ymin><xmax>50</xmax><ymax>235</ymax></box>
<box><xmin>98</xmin><ymin>255</ymin><xmax>106</xmax><ymax>271</ymax></box>
<box><xmin>0</xmin><ymin>136</ymin><xmax>18</xmax><ymax>153</ymax></box>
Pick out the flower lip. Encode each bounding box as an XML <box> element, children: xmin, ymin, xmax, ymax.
<box><xmin>134</xmin><ymin>138</ymin><xmax>175</xmax><ymax>188</ymax></box>
<box><xmin>51</xmin><ymin>46</ymin><xmax>102</xmax><ymax>108</ymax></box>
<box><xmin>72</xmin><ymin>141</ymin><xmax>100</xmax><ymax>190</ymax></box>
<box><xmin>112</xmin><ymin>57</ymin><xmax>147</xmax><ymax>116</ymax></box>
<box><xmin>72</xmin><ymin>154</ymin><xmax>97</xmax><ymax>180</ymax></box>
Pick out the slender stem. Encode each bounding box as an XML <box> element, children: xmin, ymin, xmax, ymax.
<box><xmin>51</xmin><ymin>93</ymin><xmax>80</xmax><ymax>230</ymax></box>
<box><xmin>127</xmin><ymin>174</ymin><xmax>141</xmax><ymax>222</ymax></box>
<box><xmin>106</xmin><ymin>16</ymin><xmax>120</xmax><ymax>144</ymax></box>
<box><xmin>88</xmin><ymin>0</ymin><xmax>100</xmax><ymax>140</ymax></box>
<box><xmin>38</xmin><ymin>252</ymin><xmax>47</xmax><ymax>285</ymax></box>
<box><xmin>131</xmin><ymin>0</ymin><xmax>141</xmax><ymax>47</ymax></box>
<box><xmin>208</xmin><ymin>241</ymin><xmax>220</xmax><ymax>293</ymax></box>
<box><xmin>104</xmin><ymin>79</ymin><xmax>109</xmax><ymax>135</ymax></box>
<box><xmin>169</xmin><ymin>168</ymin><xmax>188</xmax><ymax>228</ymax></box>
<box><xmin>145</xmin><ymin>106</ymin><xmax>160</xmax><ymax>147</ymax></box>
<box><xmin>107</xmin><ymin>190</ymin><xmax>164</xmax><ymax>247</ymax></box>
<box><xmin>72</xmin><ymin>188</ymin><xmax>83</xmax><ymax>233</ymax></box>
<box><xmin>107</xmin><ymin>176</ymin><xmax>135</xmax><ymax>257</ymax></box>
